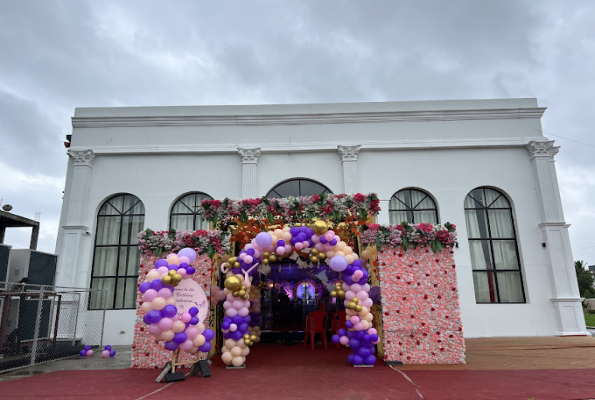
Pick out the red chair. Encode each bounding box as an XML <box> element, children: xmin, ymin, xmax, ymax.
<box><xmin>304</xmin><ymin>311</ymin><xmax>328</xmax><ymax>349</ymax></box>
<box><xmin>331</xmin><ymin>311</ymin><xmax>346</xmax><ymax>348</ymax></box>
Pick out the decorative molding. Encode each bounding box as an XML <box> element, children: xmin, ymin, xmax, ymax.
<box><xmin>237</xmin><ymin>147</ymin><xmax>261</xmax><ymax>164</ymax></box>
<box><xmin>67</xmin><ymin>149</ymin><xmax>96</xmax><ymax>166</ymax></box>
<box><xmin>526</xmin><ymin>140</ymin><xmax>559</xmax><ymax>159</ymax></box>
<box><xmin>338</xmin><ymin>145</ymin><xmax>361</xmax><ymax>162</ymax></box>
<box><xmin>70</xmin><ymin>137</ymin><xmax>543</xmax><ymax>156</ymax></box>
<box><xmin>72</xmin><ymin>107</ymin><xmax>547</xmax><ymax>128</ymax></box>
<box><xmin>551</xmin><ymin>297</ymin><xmax>584</xmax><ymax>303</ymax></box>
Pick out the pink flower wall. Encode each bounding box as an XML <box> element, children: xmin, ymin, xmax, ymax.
<box><xmin>379</xmin><ymin>247</ymin><xmax>465</xmax><ymax>364</ymax></box>
<box><xmin>131</xmin><ymin>254</ymin><xmax>213</xmax><ymax>369</ymax></box>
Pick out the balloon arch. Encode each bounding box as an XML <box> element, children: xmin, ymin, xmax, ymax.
<box><xmin>218</xmin><ymin>221</ymin><xmax>380</xmax><ymax>367</ymax></box>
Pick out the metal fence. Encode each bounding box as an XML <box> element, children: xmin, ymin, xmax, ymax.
<box><xmin>0</xmin><ymin>282</ymin><xmax>107</xmax><ymax>373</ymax></box>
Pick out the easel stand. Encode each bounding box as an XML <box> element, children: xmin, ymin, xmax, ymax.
<box><xmin>155</xmin><ymin>349</ymin><xmax>211</xmax><ymax>383</ymax></box>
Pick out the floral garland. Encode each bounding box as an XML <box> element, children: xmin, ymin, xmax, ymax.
<box><xmin>138</xmin><ymin>228</ymin><xmax>231</xmax><ymax>258</ymax></box>
<box><xmin>360</xmin><ymin>222</ymin><xmax>457</xmax><ymax>252</ymax></box>
<box><xmin>197</xmin><ymin>193</ymin><xmax>380</xmax><ymax>228</ymax></box>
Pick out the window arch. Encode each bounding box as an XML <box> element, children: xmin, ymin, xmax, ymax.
<box><xmin>389</xmin><ymin>188</ymin><xmax>439</xmax><ymax>225</ymax></box>
<box><xmin>464</xmin><ymin>187</ymin><xmax>525</xmax><ymax>303</ymax></box>
<box><xmin>90</xmin><ymin>194</ymin><xmax>145</xmax><ymax>310</ymax></box>
<box><xmin>170</xmin><ymin>192</ymin><xmax>213</xmax><ymax>231</ymax></box>
<box><xmin>266</xmin><ymin>178</ymin><xmax>332</xmax><ymax>199</ymax></box>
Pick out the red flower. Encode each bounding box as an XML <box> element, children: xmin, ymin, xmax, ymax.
<box><xmin>353</xmin><ymin>193</ymin><xmax>365</xmax><ymax>202</ymax></box>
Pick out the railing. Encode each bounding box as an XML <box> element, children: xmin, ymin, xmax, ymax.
<box><xmin>0</xmin><ymin>282</ymin><xmax>107</xmax><ymax>373</ymax></box>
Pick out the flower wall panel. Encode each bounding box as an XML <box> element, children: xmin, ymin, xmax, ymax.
<box><xmin>379</xmin><ymin>247</ymin><xmax>465</xmax><ymax>364</ymax></box>
<box><xmin>131</xmin><ymin>254</ymin><xmax>213</xmax><ymax>369</ymax></box>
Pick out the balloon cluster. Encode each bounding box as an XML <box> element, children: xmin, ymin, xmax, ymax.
<box><xmin>325</xmin><ymin>239</ymin><xmax>379</xmax><ymax>365</ymax></box>
<box><xmin>139</xmin><ymin>247</ymin><xmax>215</xmax><ymax>354</ymax></box>
<box><xmin>79</xmin><ymin>344</ymin><xmax>94</xmax><ymax>357</ymax></box>
<box><xmin>101</xmin><ymin>345</ymin><xmax>117</xmax><ymax>358</ymax></box>
<box><xmin>330</xmin><ymin>281</ymin><xmax>346</xmax><ymax>299</ymax></box>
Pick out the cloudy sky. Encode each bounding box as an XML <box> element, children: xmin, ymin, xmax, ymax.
<box><xmin>1</xmin><ymin>1</ymin><xmax>594</xmax><ymax>263</ymax></box>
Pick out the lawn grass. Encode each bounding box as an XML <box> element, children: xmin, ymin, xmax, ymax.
<box><xmin>585</xmin><ymin>314</ymin><xmax>595</xmax><ymax>327</ymax></box>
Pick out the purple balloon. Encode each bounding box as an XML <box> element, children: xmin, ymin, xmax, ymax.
<box><xmin>221</xmin><ymin>321</ymin><xmax>231</xmax><ymax>330</ymax></box>
<box><xmin>246</xmin><ymin>248</ymin><xmax>255</xmax><ymax>256</ymax></box>
<box><xmin>186</xmin><ymin>267</ymin><xmax>196</xmax><ymax>275</ymax></box>
<box><xmin>349</xmin><ymin>338</ymin><xmax>361</xmax><ymax>350</ymax></box>
<box><xmin>168</xmin><ymin>264</ymin><xmax>178</xmax><ymax>271</ymax></box>
<box><xmin>364</xmin><ymin>355</ymin><xmax>377</xmax><ymax>365</ymax></box>
<box><xmin>104</xmin><ymin>345</ymin><xmax>112</xmax><ymax>351</ymax></box>
<box><xmin>243</xmin><ymin>316</ymin><xmax>251</xmax><ymax>324</ymax></box>
<box><xmin>369</xmin><ymin>334</ymin><xmax>379</xmax><ymax>342</ymax></box>
<box><xmin>255</xmin><ymin>232</ymin><xmax>273</xmax><ymax>248</ymax></box>
<box><xmin>352</xmin><ymin>355</ymin><xmax>364</xmax><ymax>365</ymax></box>
<box><xmin>238</xmin><ymin>323</ymin><xmax>248</xmax><ymax>333</ymax></box>
<box><xmin>164</xmin><ymin>340</ymin><xmax>178</xmax><ymax>351</ymax></box>
<box><xmin>332</xmin><ymin>335</ymin><xmax>340</xmax><ymax>344</ymax></box>
<box><xmin>358</xmin><ymin>347</ymin><xmax>370</xmax><ymax>358</ymax></box>
<box><xmin>139</xmin><ymin>282</ymin><xmax>151</xmax><ymax>293</ymax></box>
<box><xmin>329</xmin><ymin>239</ymin><xmax>337</xmax><ymax>246</ymax></box>
<box><xmin>223</xmin><ymin>332</ymin><xmax>232</xmax><ymax>339</ymax></box>
<box><xmin>144</xmin><ymin>310</ymin><xmax>162</xmax><ymax>324</ymax></box>
<box><xmin>79</xmin><ymin>350</ymin><xmax>87</xmax><ymax>356</ymax></box>
<box><xmin>347</xmin><ymin>354</ymin><xmax>354</xmax><ymax>364</ymax></box>
<box><xmin>320</xmin><ymin>236</ymin><xmax>327</xmax><ymax>244</ymax></box>
<box><xmin>179</xmin><ymin>262</ymin><xmax>189</xmax><ymax>269</ymax></box>
<box><xmin>109</xmin><ymin>350</ymin><xmax>116</xmax><ymax>357</ymax></box>
<box><xmin>306</xmin><ymin>228</ymin><xmax>314</xmax><ymax>237</ymax></box>
<box><xmin>338</xmin><ymin>328</ymin><xmax>346</xmax><ymax>336</ymax></box>
<box><xmin>346</xmin><ymin>331</ymin><xmax>354</xmax><ymax>339</ymax></box>
<box><xmin>198</xmin><ymin>342</ymin><xmax>212</xmax><ymax>352</ymax></box>
<box><xmin>173</xmin><ymin>332</ymin><xmax>187</xmax><ymax>344</ymax></box>
<box><xmin>289</xmin><ymin>227</ymin><xmax>300</xmax><ymax>236</ymax></box>
<box><xmin>84</xmin><ymin>345</ymin><xmax>91</xmax><ymax>351</ymax></box>
<box><xmin>203</xmin><ymin>329</ymin><xmax>215</xmax><ymax>341</ymax></box>
<box><xmin>190</xmin><ymin>316</ymin><xmax>199</xmax><ymax>325</ymax></box>
<box><xmin>232</xmin><ymin>315</ymin><xmax>243</xmax><ymax>324</ymax></box>
<box><xmin>151</xmin><ymin>280</ymin><xmax>165</xmax><ymax>291</ymax></box>
<box><xmin>188</xmin><ymin>307</ymin><xmax>199</xmax><ymax>316</ymax></box>
<box><xmin>161</xmin><ymin>305</ymin><xmax>177</xmax><ymax>318</ymax></box>
<box><xmin>231</xmin><ymin>331</ymin><xmax>243</xmax><ymax>341</ymax></box>
<box><xmin>362</xmin><ymin>334</ymin><xmax>371</xmax><ymax>342</ymax></box>
<box><xmin>353</xmin><ymin>260</ymin><xmax>363</xmax><ymax>267</ymax></box>
<box><xmin>155</xmin><ymin>259</ymin><xmax>168</xmax><ymax>268</ymax></box>
<box><xmin>277</xmin><ymin>239</ymin><xmax>285</xmax><ymax>247</ymax></box>
<box><xmin>345</xmin><ymin>321</ymin><xmax>354</xmax><ymax>329</ymax></box>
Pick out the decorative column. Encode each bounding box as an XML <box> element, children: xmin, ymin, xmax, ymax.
<box><xmin>527</xmin><ymin>140</ymin><xmax>587</xmax><ymax>335</ymax></box>
<box><xmin>56</xmin><ymin>150</ymin><xmax>95</xmax><ymax>288</ymax></box>
<box><xmin>338</xmin><ymin>145</ymin><xmax>361</xmax><ymax>194</ymax></box>
<box><xmin>238</xmin><ymin>148</ymin><xmax>261</xmax><ymax>199</ymax></box>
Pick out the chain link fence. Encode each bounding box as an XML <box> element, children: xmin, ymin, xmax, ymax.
<box><xmin>0</xmin><ymin>282</ymin><xmax>107</xmax><ymax>373</ymax></box>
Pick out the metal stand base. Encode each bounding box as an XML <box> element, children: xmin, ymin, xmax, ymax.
<box><xmin>354</xmin><ymin>364</ymin><xmax>375</xmax><ymax>368</ymax></box>
<box><xmin>226</xmin><ymin>364</ymin><xmax>246</xmax><ymax>369</ymax></box>
<box><xmin>155</xmin><ymin>362</ymin><xmax>172</xmax><ymax>383</ymax></box>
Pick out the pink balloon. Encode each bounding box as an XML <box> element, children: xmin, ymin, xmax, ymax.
<box><xmin>238</xmin><ymin>307</ymin><xmax>249</xmax><ymax>317</ymax></box>
<box><xmin>339</xmin><ymin>336</ymin><xmax>349</xmax><ymax>345</ymax></box>
<box><xmin>244</xmin><ymin>255</ymin><xmax>253</xmax><ymax>264</ymax></box>
<box><xmin>157</xmin><ymin>288</ymin><xmax>172</xmax><ymax>300</ymax></box>
<box><xmin>162</xmin><ymin>330</ymin><xmax>175</xmax><ymax>341</ymax></box>
<box><xmin>226</xmin><ymin>308</ymin><xmax>238</xmax><ymax>317</ymax></box>
<box><xmin>143</xmin><ymin>289</ymin><xmax>157</xmax><ymax>302</ymax></box>
<box><xmin>190</xmin><ymin>346</ymin><xmax>199</xmax><ymax>354</ymax></box>
<box><xmin>357</xmin><ymin>291</ymin><xmax>369</xmax><ymax>301</ymax></box>
<box><xmin>158</xmin><ymin>317</ymin><xmax>173</xmax><ymax>331</ymax></box>
<box><xmin>253</xmin><ymin>250</ymin><xmax>261</xmax><ymax>259</ymax></box>
<box><xmin>140</xmin><ymin>302</ymin><xmax>152</xmax><ymax>313</ymax></box>
<box><xmin>315</xmin><ymin>243</ymin><xmax>324</xmax><ymax>251</ymax></box>
<box><xmin>166</xmin><ymin>253</ymin><xmax>176</xmax><ymax>259</ymax></box>
<box><xmin>362</xmin><ymin>298</ymin><xmax>374</xmax><ymax>308</ymax></box>
<box><xmin>352</xmin><ymin>270</ymin><xmax>363</xmax><ymax>280</ymax></box>
<box><xmin>345</xmin><ymin>290</ymin><xmax>355</xmax><ymax>300</ymax></box>
<box><xmin>229</xmin><ymin>323</ymin><xmax>238</xmax><ymax>332</ymax></box>
<box><xmin>354</xmin><ymin>323</ymin><xmax>364</xmax><ymax>331</ymax></box>
<box><xmin>244</xmin><ymin>244</ymin><xmax>253</xmax><ymax>251</ymax></box>
<box><xmin>295</xmin><ymin>243</ymin><xmax>303</xmax><ymax>250</ymax></box>
<box><xmin>265</xmin><ymin>245</ymin><xmax>274</xmax><ymax>252</ymax></box>
<box><xmin>233</xmin><ymin>300</ymin><xmax>244</xmax><ymax>310</ymax></box>
<box><xmin>148</xmin><ymin>324</ymin><xmax>162</xmax><ymax>335</ymax></box>
<box><xmin>102</xmin><ymin>350</ymin><xmax>110</xmax><ymax>358</ymax></box>
<box><xmin>157</xmin><ymin>266</ymin><xmax>169</xmax><ymax>275</ymax></box>
<box><xmin>351</xmin><ymin>284</ymin><xmax>362</xmax><ymax>293</ymax></box>
<box><xmin>179</xmin><ymin>339</ymin><xmax>194</xmax><ymax>351</ymax></box>
<box><xmin>172</xmin><ymin>314</ymin><xmax>180</xmax><ymax>321</ymax></box>
<box><xmin>367</xmin><ymin>328</ymin><xmax>378</xmax><ymax>335</ymax></box>
<box><xmin>86</xmin><ymin>350</ymin><xmax>94</xmax><ymax>357</ymax></box>
<box><xmin>239</xmin><ymin>253</ymin><xmax>246</xmax><ymax>261</ymax></box>
<box><xmin>181</xmin><ymin>313</ymin><xmax>191</xmax><ymax>323</ymax></box>
<box><xmin>179</xmin><ymin>256</ymin><xmax>190</xmax><ymax>265</ymax></box>
<box><xmin>276</xmin><ymin>246</ymin><xmax>286</xmax><ymax>255</ymax></box>
<box><xmin>284</xmin><ymin>244</ymin><xmax>292</xmax><ymax>253</ymax></box>
<box><xmin>178</xmin><ymin>269</ymin><xmax>187</xmax><ymax>277</ymax></box>
<box><xmin>185</xmin><ymin>326</ymin><xmax>199</xmax><ymax>339</ymax></box>
<box><xmin>302</xmin><ymin>241</ymin><xmax>310</xmax><ymax>248</ymax></box>
<box><xmin>312</xmin><ymin>235</ymin><xmax>320</xmax><ymax>244</ymax></box>
<box><xmin>173</xmin><ymin>320</ymin><xmax>186</xmax><ymax>333</ymax></box>
<box><xmin>350</xmin><ymin>316</ymin><xmax>360</xmax><ymax>324</ymax></box>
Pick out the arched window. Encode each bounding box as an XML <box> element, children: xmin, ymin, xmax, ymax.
<box><xmin>389</xmin><ymin>188</ymin><xmax>439</xmax><ymax>225</ymax></box>
<box><xmin>464</xmin><ymin>187</ymin><xmax>525</xmax><ymax>303</ymax></box>
<box><xmin>170</xmin><ymin>192</ymin><xmax>213</xmax><ymax>231</ymax></box>
<box><xmin>90</xmin><ymin>194</ymin><xmax>145</xmax><ymax>310</ymax></box>
<box><xmin>266</xmin><ymin>179</ymin><xmax>332</xmax><ymax>199</ymax></box>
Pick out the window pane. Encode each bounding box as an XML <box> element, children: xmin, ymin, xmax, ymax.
<box><xmin>127</xmin><ymin>246</ymin><xmax>141</xmax><ymax>275</ymax></box>
<box><xmin>122</xmin><ymin>195</ymin><xmax>139</xmax><ymax>214</ymax></box>
<box><xmin>389</xmin><ymin>211</ymin><xmax>408</xmax><ymax>225</ymax></box>
<box><xmin>488</xmin><ymin>194</ymin><xmax>510</xmax><ymax>208</ymax></box>
<box><xmin>124</xmin><ymin>277</ymin><xmax>138</xmax><ymax>309</ymax></box>
<box><xmin>496</xmin><ymin>271</ymin><xmax>524</xmax><ymax>302</ymax></box>
<box><xmin>118</xmin><ymin>246</ymin><xmax>130</xmax><ymax>276</ymax></box>
<box><xmin>396</xmin><ymin>190</ymin><xmax>412</xmax><ymax>207</ymax></box>
<box><xmin>91</xmin><ymin>278</ymin><xmax>115</xmax><ymax>309</ymax></box>
<box><xmin>92</xmin><ymin>247</ymin><xmax>118</xmax><ymax>276</ymax></box>
<box><xmin>95</xmin><ymin>217</ymin><xmax>121</xmax><ymax>245</ymax></box>
<box><xmin>469</xmin><ymin>241</ymin><xmax>493</xmax><ymax>270</ymax></box>
<box><xmin>488</xmin><ymin>210</ymin><xmax>514</xmax><ymax>238</ymax></box>
<box><xmin>492</xmin><ymin>241</ymin><xmax>519</xmax><ymax>270</ymax></box>
<box><xmin>300</xmin><ymin>180</ymin><xmax>327</xmax><ymax>196</ymax></box>
<box><xmin>109</xmin><ymin>196</ymin><xmax>124</xmax><ymax>213</ymax></box>
<box><xmin>172</xmin><ymin>196</ymin><xmax>193</xmax><ymax>213</ymax></box>
<box><xmin>466</xmin><ymin>189</ymin><xmax>485</xmax><ymax>208</ymax></box>
<box><xmin>389</xmin><ymin>196</ymin><xmax>408</xmax><ymax>210</ymax></box>
<box><xmin>99</xmin><ymin>201</ymin><xmax>120</xmax><ymax>215</ymax></box>
<box><xmin>194</xmin><ymin>215</ymin><xmax>208</xmax><ymax>230</ymax></box>
<box><xmin>129</xmin><ymin>216</ymin><xmax>144</xmax><ymax>243</ymax></box>
<box><xmin>171</xmin><ymin>214</ymin><xmax>194</xmax><ymax>231</ymax></box>
<box><xmin>413</xmin><ymin>210</ymin><xmax>437</xmax><ymax>224</ymax></box>
<box><xmin>273</xmin><ymin>180</ymin><xmax>300</xmax><ymax>197</ymax></box>
<box><xmin>465</xmin><ymin>209</ymin><xmax>489</xmax><ymax>238</ymax></box>
<box><xmin>409</xmin><ymin>190</ymin><xmax>428</xmax><ymax>209</ymax></box>
<box><xmin>473</xmin><ymin>272</ymin><xmax>497</xmax><ymax>303</ymax></box>
<box><xmin>115</xmin><ymin>278</ymin><xmax>126</xmax><ymax>309</ymax></box>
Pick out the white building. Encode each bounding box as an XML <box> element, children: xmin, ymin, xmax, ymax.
<box><xmin>55</xmin><ymin>98</ymin><xmax>587</xmax><ymax>345</ymax></box>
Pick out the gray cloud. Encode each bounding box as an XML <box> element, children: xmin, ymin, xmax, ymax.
<box><xmin>1</xmin><ymin>0</ymin><xmax>594</xmax><ymax>263</ymax></box>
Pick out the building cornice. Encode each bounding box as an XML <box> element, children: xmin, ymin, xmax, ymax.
<box><xmin>72</xmin><ymin>107</ymin><xmax>547</xmax><ymax>128</ymax></box>
<box><xmin>69</xmin><ymin>137</ymin><xmax>549</xmax><ymax>156</ymax></box>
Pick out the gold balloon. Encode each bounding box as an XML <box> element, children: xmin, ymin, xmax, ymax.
<box><xmin>310</xmin><ymin>256</ymin><xmax>319</xmax><ymax>263</ymax></box>
<box><xmin>263</xmin><ymin>252</ymin><xmax>270</xmax><ymax>258</ymax></box>
<box><xmin>337</xmin><ymin>290</ymin><xmax>345</xmax><ymax>298</ymax></box>
<box><xmin>347</xmin><ymin>302</ymin><xmax>355</xmax><ymax>309</ymax></box>
<box><xmin>269</xmin><ymin>255</ymin><xmax>277</xmax><ymax>262</ymax></box>
<box><xmin>318</xmin><ymin>253</ymin><xmax>326</xmax><ymax>260</ymax></box>
<box><xmin>313</xmin><ymin>220</ymin><xmax>329</xmax><ymax>235</ymax></box>
<box><xmin>352</xmin><ymin>297</ymin><xmax>359</xmax><ymax>304</ymax></box>
<box><xmin>241</xmin><ymin>294</ymin><xmax>249</xmax><ymax>300</ymax></box>
<box><xmin>330</xmin><ymin>291</ymin><xmax>337</xmax><ymax>297</ymax></box>
<box><xmin>241</xmin><ymin>285</ymin><xmax>246</xmax><ymax>291</ymax></box>
<box><xmin>239</xmin><ymin>290</ymin><xmax>246</xmax><ymax>297</ymax></box>
<box><xmin>233</xmin><ymin>262</ymin><xmax>240</xmax><ymax>268</ymax></box>
<box><xmin>263</xmin><ymin>259</ymin><xmax>270</xmax><ymax>265</ymax></box>
<box><xmin>250</xmin><ymin>335</ymin><xmax>257</xmax><ymax>341</ymax></box>
<box><xmin>171</xmin><ymin>282</ymin><xmax>179</xmax><ymax>287</ymax></box>
<box><xmin>162</xmin><ymin>276</ymin><xmax>172</xmax><ymax>285</ymax></box>
<box><xmin>225</xmin><ymin>276</ymin><xmax>243</xmax><ymax>291</ymax></box>
<box><xmin>310</xmin><ymin>248</ymin><xmax>319</xmax><ymax>256</ymax></box>
<box><xmin>355</xmin><ymin>305</ymin><xmax>363</xmax><ymax>312</ymax></box>
<box><xmin>168</xmin><ymin>270</ymin><xmax>177</xmax><ymax>277</ymax></box>
<box><xmin>335</xmin><ymin>284</ymin><xmax>341</xmax><ymax>290</ymax></box>
<box><xmin>243</xmin><ymin>334</ymin><xmax>250</xmax><ymax>340</ymax></box>
<box><xmin>173</xmin><ymin>274</ymin><xmax>183</xmax><ymax>282</ymax></box>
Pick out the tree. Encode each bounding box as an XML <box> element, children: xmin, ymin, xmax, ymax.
<box><xmin>575</xmin><ymin>260</ymin><xmax>595</xmax><ymax>299</ymax></box>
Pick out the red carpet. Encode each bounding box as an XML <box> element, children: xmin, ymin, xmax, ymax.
<box><xmin>1</xmin><ymin>344</ymin><xmax>595</xmax><ymax>399</ymax></box>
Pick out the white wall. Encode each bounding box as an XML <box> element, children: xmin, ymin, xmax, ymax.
<box><xmin>57</xmin><ymin>98</ymin><xmax>563</xmax><ymax>342</ymax></box>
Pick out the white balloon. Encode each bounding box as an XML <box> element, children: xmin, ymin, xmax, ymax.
<box><xmin>241</xmin><ymin>347</ymin><xmax>250</xmax><ymax>356</ymax></box>
<box><xmin>232</xmin><ymin>356</ymin><xmax>244</xmax><ymax>367</ymax></box>
<box><xmin>225</xmin><ymin>339</ymin><xmax>236</xmax><ymax>350</ymax></box>
<box><xmin>221</xmin><ymin>351</ymin><xmax>233</xmax><ymax>365</ymax></box>
<box><xmin>231</xmin><ymin>346</ymin><xmax>242</xmax><ymax>357</ymax></box>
